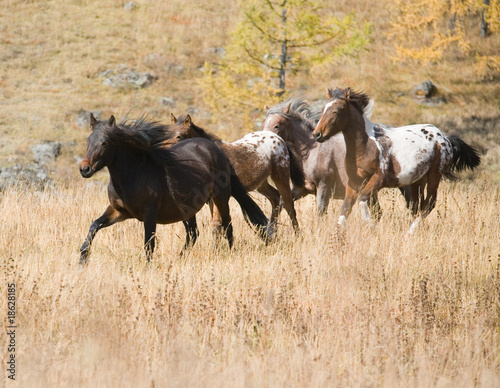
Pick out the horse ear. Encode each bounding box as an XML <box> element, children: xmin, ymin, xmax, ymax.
<box><xmin>184</xmin><ymin>115</ymin><xmax>191</xmax><ymax>128</ymax></box>
<box><xmin>90</xmin><ymin>113</ymin><xmax>97</xmax><ymax>130</ymax></box>
<box><xmin>344</xmin><ymin>88</ymin><xmax>351</xmax><ymax>101</ymax></box>
<box><xmin>170</xmin><ymin>113</ymin><xmax>177</xmax><ymax>124</ymax></box>
<box><xmin>326</xmin><ymin>88</ymin><xmax>334</xmax><ymax>99</ymax></box>
<box><xmin>264</xmin><ymin>104</ymin><xmax>270</xmax><ymax>111</ymax></box>
<box><xmin>108</xmin><ymin>115</ymin><xmax>116</xmax><ymax>127</ymax></box>
<box><xmin>283</xmin><ymin>103</ymin><xmax>291</xmax><ymax>114</ymax></box>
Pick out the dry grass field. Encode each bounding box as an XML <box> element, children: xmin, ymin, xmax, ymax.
<box><xmin>1</xmin><ymin>180</ymin><xmax>500</xmax><ymax>387</ymax></box>
<box><xmin>1</xmin><ymin>0</ymin><xmax>500</xmax><ymax>387</ymax></box>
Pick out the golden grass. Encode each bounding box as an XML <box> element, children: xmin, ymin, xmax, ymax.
<box><xmin>1</xmin><ymin>175</ymin><xmax>499</xmax><ymax>387</ymax></box>
<box><xmin>1</xmin><ymin>0</ymin><xmax>500</xmax><ymax>386</ymax></box>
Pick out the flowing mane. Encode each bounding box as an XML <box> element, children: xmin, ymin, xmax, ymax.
<box><xmin>328</xmin><ymin>88</ymin><xmax>372</xmax><ymax>116</ymax></box>
<box><xmin>265</xmin><ymin>97</ymin><xmax>321</xmax><ymax>131</ymax></box>
<box><xmin>105</xmin><ymin>117</ymin><xmax>173</xmax><ymax>151</ymax></box>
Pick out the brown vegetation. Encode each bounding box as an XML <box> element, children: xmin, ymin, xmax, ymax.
<box><xmin>1</xmin><ymin>0</ymin><xmax>499</xmax><ymax>386</ymax></box>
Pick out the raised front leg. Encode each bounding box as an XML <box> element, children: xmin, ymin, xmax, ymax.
<box><xmin>182</xmin><ymin>216</ymin><xmax>199</xmax><ymax>252</ymax></box>
<box><xmin>80</xmin><ymin>206</ymin><xmax>129</xmax><ymax>264</ymax></box>
<box><xmin>338</xmin><ymin>184</ymin><xmax>358</xmax><ymax>228</ymax></box>
<box><xmin>358</xmin><ymin>174</ymin><xmax>383</xmax><ymax>222</ymax></box>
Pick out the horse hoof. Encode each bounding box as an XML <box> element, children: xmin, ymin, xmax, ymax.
<box><xmin>79</xmin><ymin>256</ymin><xmax>89</xmax><ymax>265</ymax></box>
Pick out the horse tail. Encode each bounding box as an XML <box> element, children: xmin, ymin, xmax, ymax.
<box><xmin>444</xmin><ymin>135</ymin><xmax>481</xmax><ymax>180</ymax></box>
<box><xmin>230</xmin><ymin>171</ymin><xmax>270</xmax><ymax>241</ymax></box>
<box><xmin>286</xmin><ymin>145</ymin><xmax>306</xmax><ymax>188</ymax></box>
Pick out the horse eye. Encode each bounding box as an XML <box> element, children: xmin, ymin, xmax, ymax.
<box><xmin>176</xmin><ymin>135</ymin><xmax>182</xmax><ymax>140</ymax></box>
<box><xmin>102</xmin><ymin>141</ymin><xmax>109</xmax><ymax>146</ymax></box>
<box><xmin>274</xmin><ymin>125</ymin><xmax>279</xmax><ymax>130</ymax></box>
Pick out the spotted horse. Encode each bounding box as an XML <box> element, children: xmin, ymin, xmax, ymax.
<box><xmin>313</xmin><ymin>87</ymin><xmax>481</xmax><ymax>233</ymax></box>
<box><xmin>165</xmin><ymin>114</ymin><xmax>305</xmax><ymax>237</ymax></box>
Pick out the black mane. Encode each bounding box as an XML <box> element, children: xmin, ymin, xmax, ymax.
<box><xmin>104</xmin><ymin>116</ymin><xmax>174</xmax><ymax>151</ymax></box>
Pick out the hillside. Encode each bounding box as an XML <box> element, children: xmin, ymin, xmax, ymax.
<box><xmin>1</xmin><ymin>1</ymin><xmax>500</xmax><ymax>387</ymax></box>
<box><xmin>0</xmin><ymin>0</ymin><xmax>499</xmax><ymax>181</ymax></box>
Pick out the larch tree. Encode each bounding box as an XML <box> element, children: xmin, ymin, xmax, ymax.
<box><xmin>198</xmin><ymin>0</ymin><xmax>370</xmax><ymax>129</ymax></box>
<box><xmin>388</xmin><ymin>0</ymin><xmax>500</xmax><ymax>78</ymax></box>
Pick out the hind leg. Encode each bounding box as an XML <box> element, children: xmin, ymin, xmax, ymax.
<box><xmin>408</xmin><ymin>179</ymin><xmax>426</xmax><ymax>234</ymax></box>
<box><xmin>369</xmin><ymin>192</ymin><xmax>383</xmax><ymax>221</ymax></box>
<box><xmin>80</xmin><ymin>206</ymin><xmax>130</xmax><ymax>264</ymax></box>
<box><xmin>317</xmin><ymin>182</ymin><xmax>333</xmax><ymax>216</ymax></box>
<box><xmin>257</xmin><ymin>182</ymin><xmax>281</xmax><ymax>237</ymax></box>
<box><xmin>212</xmin><ymin>197</ymin><xmax>233</xmax><ymax>249</ymax></box>
<box><xmin>181</xmin><ymin>216</ymin><xmax>199</xmax><ymax>253</ymax></box>
<box><xmin>272</xmin><ymin>175</ymin><xmax>300</xmax><ymax>234</ymax></box>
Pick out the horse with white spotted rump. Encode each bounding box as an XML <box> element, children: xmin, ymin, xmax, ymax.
<box><xmin>313</xmin><ymin>87</ymin><xmax>481</xmax><ymax>233</ymax></box>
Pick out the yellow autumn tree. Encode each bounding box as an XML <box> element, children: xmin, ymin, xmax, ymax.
<box><xmin>389</xmin><ymin>0</ymin><xmax>500</xmax><ymax>78</ymax></box>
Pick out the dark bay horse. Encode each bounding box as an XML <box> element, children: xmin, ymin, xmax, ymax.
<box><xmin>165</xmin><ymin>114</ymin><xmax>305</xmax><ymax>235</ymax></box>
<box><xmin>262</xmin><ymin>98</ymin><xmax>355</xmax><ymax>215</ymax></box>
<box><xmin>313</xmin><ymin>87</ymin><xmax>481</xmax><ymax>232</ymax></box>
<box><xmin>79</xmin><ymin>114</ymin><xmax>269</xmax><ymax>263</ymax></box>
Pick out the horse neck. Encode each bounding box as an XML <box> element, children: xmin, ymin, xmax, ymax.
<box><xmin>289</xmin><ymin>119</ymin><xmax>317</xmax><ymax>157</ymax></box>
<box><xmin>107</xmin><ymin>146</ymin><xmax>153</xmax><ymax>188</ymax></box>
<box><xmin>341</xmin><ymin>105</ymin><xmax>370</xmax><ymax>164</ymax></box>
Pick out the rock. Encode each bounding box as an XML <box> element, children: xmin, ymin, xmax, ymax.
<box><xmin>159</xmin><ymin>96</ymin><xmax>175</xmax><ymax>107</ymax></box>
<box><xmin>100</xmin><ymin>65</ymin><xmax>158</xmax><ymax>89</ymax></box>
<box><xmin>31</xmin><ymin>142</ymin><xmax>61</xmax><ymax>165</ymax></box>
<box><xmin>413</xmin><ymin>80</ymin><xmax>437</xmax><ymax>99</ymax></box>
<box><xmin>123</xmin><ymin>1</ymin><xmax>137</xmax><ymax>11</ymax></box>
<box><xmin>0</xmin><ymin>163</ymin><xmax>52</xmax><ymax>191</ymax></box>
<box><xmin>412</xmin><ymin>80</ymin><xmax>445</xmax><ymax>106</ymax></box>
<box><xmin>77</xmin><ymin>109</ymin><xmax>102</xmax><ymax>127</ymax></box>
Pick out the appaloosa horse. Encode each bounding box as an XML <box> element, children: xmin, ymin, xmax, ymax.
<box><xmin>263</xmin><ymin>98</ymin><xmax>390</xmax><ymax>217</ymax></box>
<box><xmin>313</xmin><ymin>87</ymin><xmax>481</xmax><ymax>232</ymax></box>
<box><xmin>165</xmin><ymin>114</ymin><xmax>305</xmax><ymax>235</ymax></box>
<box><xmin>79</xmin><ymin>115</ymin><xmax>269</xmax><ymax>263</ymax></box>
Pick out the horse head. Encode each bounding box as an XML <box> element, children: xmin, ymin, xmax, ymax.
<box><xmin>262</xmin><ymin>103</ymin><xmax>294</xmax><ymax>142</ymax></box>
<box><xmin>313</xmin><ymin>88</ymin><xmax>351</xmax><ymax>143</ymax></box>
<box><xmin>80</xmin><ymin>114</ymin><xmax>117</xmax><ymax>178</ymax></box>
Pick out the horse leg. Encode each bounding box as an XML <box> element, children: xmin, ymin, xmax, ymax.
<box><xmin>80</xmin><ymin>206</ymin><xmax>129</xmax><ymax>264</ymax></box>
<box><xmin>256</xmin><ymin>182</ymin><xmax>281</xmax><ymax>237</ymax></box>
<box><xmin>408</xmin><ymin>180</ymin><xmax>426</xmax><ymax>234</ymax></box>
<box><xmin>143</xmin><ymin>207</ymin><xmax>158</xmax><ymax>262</ymax></box>
<box><xmin>358</xmin><ymin>175</ymin><xmax>383</xmax><ymax>222</ymax></box>
<box><xmin>212</xmin><ymin>197</ymin><xmax>233</xmax><ymax>249</ymax></box>
<box><xmin>317</xmin><ymin>183</ymin><xmax>333</xmax><ymax>216</ymax></box>
<box><xmin>273</xmin><ymin>176</ymin><xmax>300</xmax><ymax>234</ymax></box>
<box><xmin>338</xmin><ymin>184</ymin><xmax>358</xmax><ymax>228</ymax></box>
<box><xmin>181</xmin><ymin>216</ymin><xmax>199</xmax><ymax>252</ymax></box>
<box><xmin>421</xmin><ymin>172</ymin><xmax>442</xmax><ymax>218</ymax></box>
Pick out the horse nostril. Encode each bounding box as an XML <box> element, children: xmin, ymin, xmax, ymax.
<box><xmin>80</xmin><ymin>165</ymin><xmax>92</xmax><ymax>177</ymax></box>
<box><xmin>313</xmin><ymin>131</ymin><xmax>320</xmax><ymax>139</ymax></box>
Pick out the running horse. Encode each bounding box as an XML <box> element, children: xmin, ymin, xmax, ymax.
<box><xmin>312</xmin><ymin>87</ymin><xmax>481</xmax><ymax>232</ymax></box>
<box><xmin>79</xmin><ymin>115</ymin><xmax>269</xmax><ymax>263</ymax></box>
<box><xmin>262</xmin><ymin>98</ymin><xmax>407</xmax><ymax>217</ymax></box>
<box><xmin>165</xmin><ymin>114</ymin><xmax>305</xmax><ymax>236</ymax></box>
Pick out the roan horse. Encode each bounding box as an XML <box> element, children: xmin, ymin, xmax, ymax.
<box><xmin>79</xmin><ymin>114</ymin><xmax>269</xmax><ymax>263</ymax></box>
<box><xmin>312</xmin><ymin>87</ymin><xmax>481</xmax><ymax>232</ymax></box>
<box><xmin>263</xmin><ymin>98</ymin><xmax>389</xmax><ymax>217</ymax></box>
<box><xmin>165</xmin><ymin>114</ymin><xmax>305</xmax><ymax>235</ymax></box>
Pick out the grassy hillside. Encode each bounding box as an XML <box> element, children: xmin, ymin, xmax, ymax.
<box><xmin>1</xmin><ymin>0</ymin><xmax>500</xmax><ymax>386</ymax></box>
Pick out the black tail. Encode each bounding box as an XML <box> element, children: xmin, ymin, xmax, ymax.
<box><xmin>445</xmin><ymin>135</ymin><xmax>481</xmax><ymax>180</ymax></box>
<box><xmin>286</xmin><ymin>145</ymin><xmax>305</xmax><ymax>188</ymax></box>
<box><xmin>230</xmin><ymin>171</ymin><xmax>269</xmax><ymax>241</ymax></box>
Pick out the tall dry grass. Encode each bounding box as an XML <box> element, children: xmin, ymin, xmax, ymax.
<box><xmin>1</xmin><ymin>174</ymin><xmax>499</xmax><ymax>387</ymax></box>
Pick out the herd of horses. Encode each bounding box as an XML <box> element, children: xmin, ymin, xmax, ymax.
<box><xmin>79</xmin><ymin>87</ymin><xmax>481</xmax><ymax>263</ymax></box>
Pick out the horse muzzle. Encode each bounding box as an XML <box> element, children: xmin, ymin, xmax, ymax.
<box><xmin>79</xmin><ymin>160</ymin><xmax>94</xmax><ymax>178</ymax></box>
<box><xmin>313</xmin><ymin>131</ymin><xmax>326</xmax><ymax>143</ymax></box>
